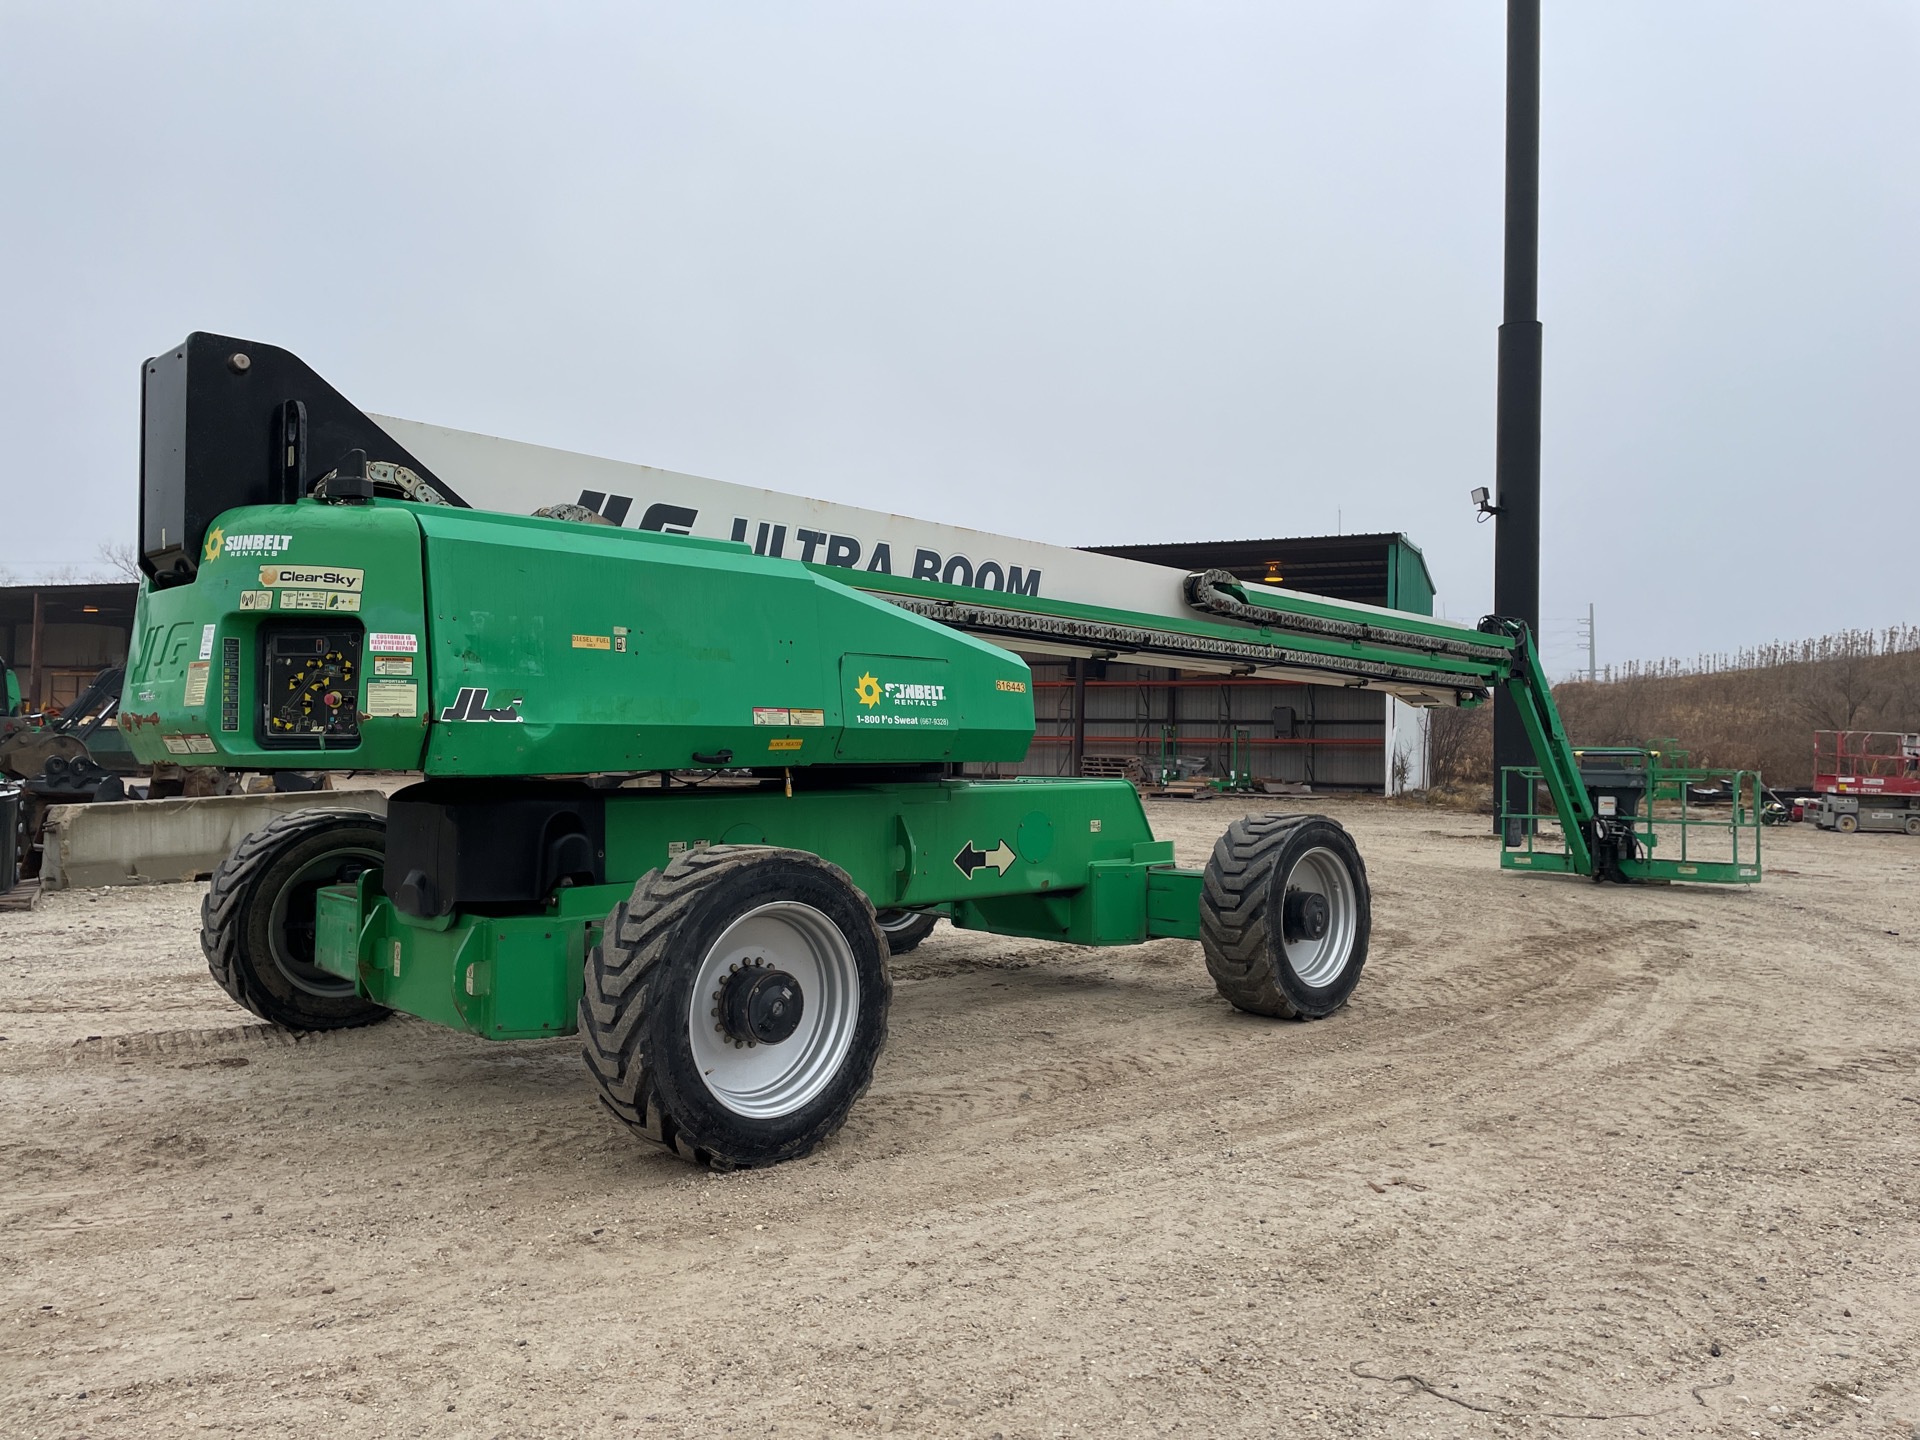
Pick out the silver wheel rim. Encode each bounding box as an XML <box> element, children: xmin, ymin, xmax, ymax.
<box><xmin>875</xmin><ymin>909</ymin><xmax>924</xmax><ymax>933</ymax></box>
<box><xmin>266</xmin><ymin>844</ymin><xmax>382</xmax><ymax>998</ymax></box>
<box><xmin>687</xmin><ymin>901</ymin><xmax>861</xmax><ymax>1119</ymax></box>
<box><xmin>1281</xmin><ymin>846</ymin><xmax>1358</xmax><ymax>988</ymax></box>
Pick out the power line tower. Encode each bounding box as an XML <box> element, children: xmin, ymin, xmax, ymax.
<box><xmin>1575</xmin><ymin>603</ymin><xmax>1596</xmax><ymax>683</ymax></box>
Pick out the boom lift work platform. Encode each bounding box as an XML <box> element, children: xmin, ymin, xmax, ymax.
<box><xmin>123</xmin><ymin>334</ymin><xmax>1762</xmax><ymax>1167</ymax></box>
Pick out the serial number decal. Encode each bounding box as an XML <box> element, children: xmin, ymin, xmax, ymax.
<box><xmin>258</xmin><ymin>565</ymin><xmax>364</xmax><ymax>592</ymax></box>
<box><xmin>995</xmin><ymin>678</ymin><xmax>1027</xmax><ymax>693</ymax></box>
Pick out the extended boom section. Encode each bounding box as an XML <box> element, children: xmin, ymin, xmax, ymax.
<box><xmin>126</xmin><ymin>332</ymin><xmax>1759</xmax><ymax>1169</ymax></box>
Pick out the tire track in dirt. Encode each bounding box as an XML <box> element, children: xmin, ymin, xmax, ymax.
<box><xmin>6</xmin><ymin>801</ymin><xmax>1919</xmax><ymax>1438</ymax></box>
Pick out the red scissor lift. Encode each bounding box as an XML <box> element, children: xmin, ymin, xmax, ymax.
<box><xmin>1809</xmin><ymin>731</ymin><xmax>1920</xmax><ymax>834</ymax></box>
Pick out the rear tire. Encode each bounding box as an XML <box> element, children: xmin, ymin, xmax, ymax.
<box><xmin>581</xmin><ymin>846</ymin><xmax>891</xmax><ymax>1169</ymax></box>
<box><xmin>1200</xmin><ymin>814</ymin><xmax>1370</xmax><ymax>1019</ymax></box>
<box><xmin>1836</xmin><ymin>813</ymin><xmax>1860</xmax><ymax>834</ymax></box>
<box><xmin>1905</xmin><ymin>815</ymin><xmax>1920</xmax><ymax>837</ymax></box>
<box><xmin>200</xmin><ymin>809</ymin><xmax>390</xmax><ymax>1031</ymax></box>
<box><xmin>874</xmin><ymin>908</ymin><xmax>939</xmax><ymax>955</ymax></box>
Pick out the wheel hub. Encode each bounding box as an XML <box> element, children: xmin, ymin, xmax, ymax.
<box><xmin>1283</xmin><ymin>889</ymin><xmax>1329</xmax><ymax>943</ymax></box>
<box><xmin>718</xmin><ymin>961</ymin><xmax>804</xmax><ymax>1046</ymax></box>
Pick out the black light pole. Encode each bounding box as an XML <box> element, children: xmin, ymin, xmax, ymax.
<box><xmin>1493</xmin><ymin>0</ymin><xmax>1542</xmax><ymax>831</ymax></box>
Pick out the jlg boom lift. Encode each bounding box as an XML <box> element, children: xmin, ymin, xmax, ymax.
<box><xmin>124</xmin><ymin>334</ymin><xmax>1761</xmax><ymax>1168</ymax></box>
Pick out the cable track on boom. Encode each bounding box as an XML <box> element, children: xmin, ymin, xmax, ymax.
<box><xmin>879</xmin><ymin>593</ymin><xmax>1495</xmax><ymax>699</ymax></box>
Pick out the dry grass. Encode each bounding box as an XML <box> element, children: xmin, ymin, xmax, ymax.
<box><xmin>1426</xmin><ymin>628</ymin><xmax>1920</xmax><ymax>789</ymax></box>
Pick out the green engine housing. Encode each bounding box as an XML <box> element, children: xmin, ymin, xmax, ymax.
<box><xmin>122</xmin><ymin>497</ymin><xmax>1036</xmax><ymax>775</ymax></box>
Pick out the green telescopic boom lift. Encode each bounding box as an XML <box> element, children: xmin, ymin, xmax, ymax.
<box><xmin>122</xmin><ymin>334</ymin><xmax>1760</xmax><ymax>1168</ymax></box>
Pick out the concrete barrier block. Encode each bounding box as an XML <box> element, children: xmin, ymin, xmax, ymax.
<box><xmin>40</xmin><ymin>791</ymin><xmax>391</xmax><ymax>891</ymax></box>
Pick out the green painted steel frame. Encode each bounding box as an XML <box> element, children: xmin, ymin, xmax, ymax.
<box><xmin>840</xmin><ymin>567</ymin><xmax>1515</xmax><ymax>689</ymax></box>
<box><xmin>1497</xmin><ymin>762</ymin><xmax>1763</xmax><ymax>885</ymax></box>
<box><xmin>313</xmin><ymin>778</ymin><xmax>1205</xmax><ymax>1039</ymax></box>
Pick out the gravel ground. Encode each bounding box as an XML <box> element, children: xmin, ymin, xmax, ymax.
<box><xmin>2</xmin><ymin>796</ymin><xmax>1917</xmax><ymax>1438</ymax></box>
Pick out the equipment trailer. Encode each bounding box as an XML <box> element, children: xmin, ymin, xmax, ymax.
<box><xmin>125</xmin><ymin>334</ymin><xmax>1762</xmax><ymax>1168</ymax></box>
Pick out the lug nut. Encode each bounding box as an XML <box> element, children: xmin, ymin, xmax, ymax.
<box><xmin>227</xmin><ymin>352</ymin><xmax>251</xmax><ymax>374</ymax></box>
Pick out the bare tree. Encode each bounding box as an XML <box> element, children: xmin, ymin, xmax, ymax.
<box><xmin>1794</xmin><ymin>653</ymin><xmax>1880</xmax><ymax>730</ymax></box>
<box><xmin>96</xmin><ymin>541</ymin><xmax>141</xmax><ymax>582</ymax></box>
<box><xmin>1427</xmin><ymin>704</ymin><xmax>1492</xmax><ymax>787</ymax></box>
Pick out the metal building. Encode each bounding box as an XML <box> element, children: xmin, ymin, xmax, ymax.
<box><xmin>0</xmin><ymin>583</ymin><xmax>136</xmax><ymax>713</ymax></box>
<box><xmin>978</xmin><ymin>533</ymin><xmax>1438</xmax><ymax>792</ymax></box>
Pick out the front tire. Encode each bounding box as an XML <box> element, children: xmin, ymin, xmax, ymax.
<box><xmin>200</xmin><ymin>809</ymin><xmax>390</xmax><ymax>1031</ymax></box>
<box><xmin>1200</xmin><ymin>814</ymin><xmax>1370</xmax><ymax>1019</ymax></box>
<box><xmin>1835</xmin><ymin>813</ymin><xmax>1860</xmax><ymax>834</ymax></box>
<box><xmin>581</xmin><ymin>846</ymin><xmax>891</xmax><ymax>1169</ymax></box>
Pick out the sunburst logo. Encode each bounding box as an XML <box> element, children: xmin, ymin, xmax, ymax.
<box><xmin>855</xmin><ymin>672</ymin><xmax>882</xmax><ymax>707</ymax></box>
<box><xmin>202</xmin><ymin>526</ymin><xmax>225</xmax><ymax>563</ymax></box>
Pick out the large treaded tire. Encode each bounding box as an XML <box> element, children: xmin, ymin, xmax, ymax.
<box><xmin>580</xmin><ymin>846</ymin><xmax>891</xmax><ymax>1170</ymax></box>
<box><xmin>1200</xmin><ymin>813</ymin><xmax>1370</xmax><ymax>1019</ymax></box>
<box><xmin>200</xmin><ymin>809</ymin><xmax>391</xmax><ymax>1031</ymax></box>
<box><xmin>874</xmin><ymin>908</ymin><xmax>939</xmax><ymax>955</ymax></box>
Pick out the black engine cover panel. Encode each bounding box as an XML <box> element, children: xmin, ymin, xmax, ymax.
<box><xmin>384</xmin><ymin>781</ymin><xmax>606</xmax><ymax>918</ymax></box>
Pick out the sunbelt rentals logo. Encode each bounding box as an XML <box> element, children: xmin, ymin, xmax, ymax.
<box><xmin>203</xmin><ymin>526</ymin><xmax>293</xmax><ymax>562</ymax></box>
<box><xmin>854</xmin><ymin>671</ymin><xmax>946</xmax><ymax>711</ymax></box>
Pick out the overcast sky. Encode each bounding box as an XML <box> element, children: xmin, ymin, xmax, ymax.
<box><xmin>2</xmin><ymin>2</ymin><xmax>1914</xmax><ymax>675</ymax></box>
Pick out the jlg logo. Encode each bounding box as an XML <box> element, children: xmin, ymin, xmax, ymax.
<box><xmin>438</xmin><ymin>688</ymin><xmax>522</xmax><ymax>723</ymax></box>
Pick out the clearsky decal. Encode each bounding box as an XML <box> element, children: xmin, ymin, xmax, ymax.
<box><xmin>259</xmin><ymin>565</ymin><xmax>364</xmax><ymax>592</ymax></box>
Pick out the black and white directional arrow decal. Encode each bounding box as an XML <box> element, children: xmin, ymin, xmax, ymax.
<box><xmin>953</xmin><ymin>840</ymin><xmax>1016</xmax><ymax>878</ymax></box>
